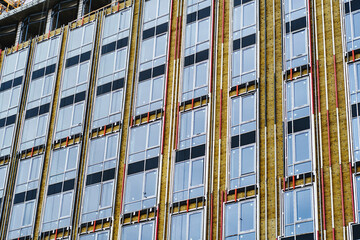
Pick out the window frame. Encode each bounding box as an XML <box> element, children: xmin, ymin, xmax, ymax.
<box><xmin>0</xmin><ymin>47</ymin><xmax>30</xmax><ymax>158</ymax></box>
<box><xmin>343</xmin><ymin>0</ymin><xmax>360</xmax><ymax>51</ymax></box>
<box><xmin>284</xmin><ymin>77</ymin><xmax>313</xmax><ymax>177</ymax></box>
<box><xmin>169</xmin><ymin>209</ymin><xmax>204</xmax><ymax>240</ymax></box>
<box><xmin>172</xmin><ymin>156</ymin><xmax>205</xmax><ymax>202</ymax></box>
<box><xmin>91</xmin><ymin>8</ymin><xmax>133</xmax><ymax>129</ymax></box>
<box><xmin>224</xmin><ymin>198</ymin><xmax>257</xmax><ymax>239</ymax></box>
<box><xmin>80</xmin><ymin>132</ymin><xmax>120</xmax><ymax>223</ymax></box>
<box><xmin>282</xmin><ymin>0</ymin><xmax>309</xmax><ymax>70</ymax></box>
<box><xmin>133</xmin><ymin>0</ymin><xmax>171</xmax><ymax>116</ymax></box>
<box><xmin>178</xmin><ymin>107</ymin><xmax>208</xmax><ymax>150</ymax></box>
<box><xmin>7</xmin><ymin>155</ymin><xmax>43</xmax><ymax>239</ymax></box>
<box><xmin>40</xmin><ymin>144</ymin><xmax>81</xmax><ymax>233</ymax></box>
<box><xmin>229</xmin><ymin>0</ymin><xmax>258</xmax><ymax>87</ymax></box>
<box><xmin>79</xmin><ymin>230</ymin><xmax>110</xmax><ymax>240</ymax></box>
<box><xmin>281</xmin><ymin>186</ymin><xmax>315</xmax><ymax>237</ymax></box>
<box><xmin>227</xmin><ymin>92</ymin><xmax>258</xmax><ymax>190</ymax></box>
<box><xmin>180</xmin><ymin>0</ymin><xmax>213</xmax><ymax>102</ymax></box>
<box><xmin>121</xmin><ymin>220</ymin><xmax>155</xmax><ymax>240</ymax></box>
<box><xmin>19</xmin><ymin>35</ymin><xmax>62</xmax><ymax>151</ymax></box>
<box><xmin>53</xmin><ymin>21</ymin><xmax>96</xmax><ymax>141</ymax></box>
<box><xmin>123</xmin><ymin>120</ymin><xmax>162</xmax><ymax>213</ymax></box>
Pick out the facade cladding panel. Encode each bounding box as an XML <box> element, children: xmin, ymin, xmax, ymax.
<box><xmin>1</xmin><ymin>0</ymin><xmax>360</xmax><ymax>239</ymax></box>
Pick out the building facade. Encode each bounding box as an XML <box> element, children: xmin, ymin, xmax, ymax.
<box><xmin>0</xmin><ymin>0</ymin><xmax>359</xmax><ymax>239</ymax></box>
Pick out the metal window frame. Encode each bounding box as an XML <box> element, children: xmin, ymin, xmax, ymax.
<box><xmin>227</xmin><ymin>91</ymin><xmax>257</xmax><ymax>190</ymax></box>
<box><xmin>283</xmin><ymin>76</ymin><xmax>313</xmax><ymax>177</ymax></box>
<box><xmin>178</xmin><ymin>0</ymin><xmax>213</xmax><ymax>102</ymax></box>
<box><xmin>168</xmin><ymin>208</ymin><xmax>205</xmax><ymax>240</ymax></box>
<box><xmin>280</xmin><ymin>185</ymin><xmax>315</xmax><ymax>238</ymax></box>
<box><xmin>228</xmin><ymin>0</ymin><xmax>257</xmax><ymax>88</ymax></box>
<box><xmin>223</xmin><ymin>197</ymin><xmax>257</xmax><ymax>239</ymax></box>
<box><xmin>281</xmin><ymin>0</ymin><xmax>310</xmax><ymax>71</ymax></box>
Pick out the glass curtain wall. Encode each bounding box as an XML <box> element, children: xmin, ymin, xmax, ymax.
<box><xmin>7</xmin><ymin>35</ymin><xmax>62</xmax><ymax>240</ymax></box>
<box><xmin>40</xmin><ymin>21</ymin><xmax>96</xmax><ymax>234</ymax></box>
<box><xmin>79</xmin><ymin>7</ymin><xmax>133</xmax><ymax>235</ymax></box>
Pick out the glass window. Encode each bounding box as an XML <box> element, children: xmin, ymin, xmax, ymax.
<box><xmin>0</xmin><ymin>165</ymin><xmax>7</xmax><ymax>203</ymax></box>
<box><xmin>143</xmin><ymin>0</ymin><xmax>170</xmax><ymax>24</ymax></box>
<box><xmin>170</xmin><ymin>210</ymin><xmax>203</xmax><ymax>240</ymax></box>
<box><xmin>283</xmin><ymin>0</ymin><xmax>308</xmax><ymax>70</ymax></box>
<box><xmin>136</xmin><ymin>76</ymin><xmax>164</xmax><ymax>115</ymax></box>
<box><xmin>124</xmin><ymin>170</ymin><xmax>158</xmax><ymax>213</ymax></box>
<box><xmin>79</xmin><ymin>230</ymin><xmax>110</xmax><ymax>240</ymax></box>
<box><xmin>348</xmin><ymin>62</ymin><xmax>360</xmax><ymax>162</ymax></box>
<box><xmin>225</xmin><ymin>199</ymin><xmax>256</xmax><ymax>239</ymax></box>
<box><xmin>121</xmin><ymin>221</ymin><xmax>154</xmax><ymax>240</ymax></box>
<box><xmin>179</xmin><ymin>108</ymin><xmax>207</xmax><ymax>149</ymax></box>
<box><xmin>285</xmin><ymin>77</ymin><xmax>312</xmax><ymax>176</ymax></box>
<box><xmin>344</xmin><ymin>3</ymin><xmax>360</xmax><ymax>51</ymax></box>
<box><xmin>0</xmin><ymin>48</ymin><xmax>30</xmax><ymax>157</ymax></box>
<box><xmin>41</xmin><ymin>146</ymin><xmax>79</xmax><ymax>232</ymax></box>
<box><xmin>182</xmin><ymin>61</ymin><xmax>209</xmax><ymax>102</ymax></box>
<box><xmin>182</xmin><ymin>0</ymin><xmax>212</xmax><ymax>100</ymax></box>
<box><xmin>229</xmin><ymin>94</ymin><xmax>257</xmax><ymax>189</ymax></box>
<box><xmin>124</xmin><ymin>121</ymin><xmax>162</xmax><ymax>213</ymax></box>
<box><xmin>284</xmin><ymin>187</ymin><xmax>314</xmax><ymax>236</ymax></box>
<box><xmin>231</xmin><ymin>1</ymin><xmax>257</xmax><ymax>87</ymax></box>
<box><xmin>55</xmin><ymin>23</ymin><xmax>95</xmax><ymax>141</ymax></box>
<box><xmin>173</xmin><ymin>158</ymin><xmax>204</xmax><ymax>202</ymax></box>
<box><xmin>81</xmin><ymin>134</ymin><xmax>119</xmax><ymax>223</ymax></box>
<box><xmin>8</xmin><ymin>156</ymin><xmax>42</xmax><ymax>239</ymax></box>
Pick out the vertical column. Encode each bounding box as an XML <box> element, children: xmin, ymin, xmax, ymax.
<box><xmin>6</xmin><ymin>33</ymin><xmax>63</xmax><ymax>240</ymax></box>
<box><xmin>222</xmin><ymin>0</ymin><xmax>259</xmax><ymax>239</ymax></box>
